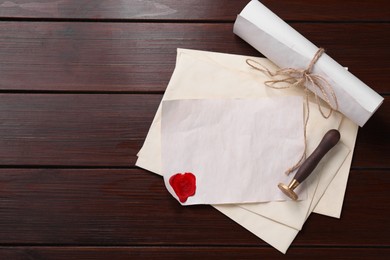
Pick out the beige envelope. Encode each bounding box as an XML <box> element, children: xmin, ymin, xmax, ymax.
<box><xmin>215</xmin><ymin>117</ymin><xmax>357</xmax><ymax>253</ymax></box>
<box><xmin>136</xmin><ymin>48</ymin><xmax>358</xmax><ymax>253</ymax></box>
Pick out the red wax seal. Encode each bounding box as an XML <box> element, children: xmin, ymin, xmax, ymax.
<box><xmin>169</xmin><ymin>172</ymin><xmax>196</xmax><ymax>203</ymax></box>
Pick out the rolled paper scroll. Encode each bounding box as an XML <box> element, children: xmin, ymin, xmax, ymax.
<box><xmin>234</xmin><ymin>0</ymin><xmax>383</xmax><ymax>127</ymax></box>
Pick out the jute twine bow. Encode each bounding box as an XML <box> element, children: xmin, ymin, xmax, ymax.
<box><xmin>246</xmin><ymin>48</ymin><xmax>339</xmax><ymax>175</ymax></box>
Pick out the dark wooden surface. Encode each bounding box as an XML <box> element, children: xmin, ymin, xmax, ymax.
<box><xmin>0</xmin><ymin>1</ymin><xmax>388</xmax><ymax>259</ymax></box>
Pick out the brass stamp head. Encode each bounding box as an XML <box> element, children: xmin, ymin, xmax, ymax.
<box><xmin>278</xmin><ymin>182</ymin><xmax>298</xmax><ymax>201</ymax></box>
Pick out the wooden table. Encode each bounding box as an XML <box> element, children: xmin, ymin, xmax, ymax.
<box><xmin>0</xmin><ymin>1</ymin><xmax>388</xmax><ymax>259</ymax></box>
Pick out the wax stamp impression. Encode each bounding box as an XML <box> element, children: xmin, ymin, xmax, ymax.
<box><xmin>169</xmin><ymin>173</ymin><xmax>196</xmax><ymax>203</ymax></box>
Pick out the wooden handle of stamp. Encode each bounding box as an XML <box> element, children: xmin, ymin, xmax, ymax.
<box><xmin>294</xmin><ymin>129</ymin><xmax>341</xmax><ymax>183</ymax></box>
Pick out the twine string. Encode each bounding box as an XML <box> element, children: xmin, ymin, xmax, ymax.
<box><xmin>246</xmin><ymin>48</ymin><xmax>339</xmax><ymax>175</ymax></box>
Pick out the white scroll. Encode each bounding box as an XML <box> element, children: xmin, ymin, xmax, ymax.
<box><xmin>234</xmin><ymin>0</ymin><xmax>383</xmax><ymax>127</ymax></box>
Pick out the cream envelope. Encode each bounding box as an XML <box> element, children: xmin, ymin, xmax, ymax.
<box><xmin>136</xmin><ymin>48</ymin><xmax>358</xmax><ymax>253</ymax></box>
<box><xmin>238</xmin><ymin>95</ymin><xmax>349</xmax><ymax>230</ymax></box>
<box><xmin>241</xmin><ymin>141</ymin><xmax>348</xmax><ymax>230</ymax></box>
<box><xmin>137</xmin><ymin>48</ymin><xmax>351</xmax><ymax>214</ymax></box>
<box><xmin>162</xmin><ymin>97</ymin><xmax>306</xmax><ymax>205</ymax></box>
<box><xmin>215</xmin><ymin>117</ymin><xmax>357</xmax><ymax>254</ymax></box>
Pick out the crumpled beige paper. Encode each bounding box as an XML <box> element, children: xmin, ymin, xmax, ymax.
<box><xmin>136</xmin><ymin>48</ymin><xmax>358</xmax><ymax>253</ymax></box>
<box><xmin>162</xmin><ymin>97</ymin><xmax>306</xmax><ymax>205</ymax></box>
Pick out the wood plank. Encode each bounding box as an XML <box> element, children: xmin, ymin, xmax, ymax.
<box><xmin>297</xmin><ymin>169</ymin><xmax>390</xmax><ymax>246</ymax></box>
<box><xmin>0</xmin><ymin>94</ymin><xmax>388</xmax><ymax>167</ymax></box>
<box><xmin>0</xmin><ymin>22</ymin><xmax>388</xmax><ymax>93</ymax></box>
<box><xmin>0</xmin><ymin>94</ymin><xmax>160</xmax><ymax>166</ymax></box>
<box><xmin>0</xmin><ymin>0</ymin><xmax>388</xmax><ymax>22</ymax></box>
<box><xmin>0</xmin><ymin>169</ymin><xmax>388</xmax><ymax>246</ymax></box>
<box><xmin>353</xmin><ymin>99</ymin><xmax>390</xmax><ymax>169</ymax></box>
<box><xmin>0</xmin><ymin>247</ymin><xmax>389</xmax><ymax>259</ymax></box>
<box><xmin>0</xmin><ymin>0</ymin><xmax>387</xmax><ymax>257</ymax></box>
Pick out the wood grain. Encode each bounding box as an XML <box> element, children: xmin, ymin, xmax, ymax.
<box><xmin>0</xmin><ymin>0</ymin><xmax>388</xmax><ymax>257</ymax></box>
<box><xmin>0</xmin><ymin>247</ymin><xmax>389</xmax><ymax>260</ymax></box>
<box><xmin>0</xmin><ymin>0</ymin><xmax>388</xmax><ymax>22</ymax></box>
<box><xmin>0</xmin><ymin>94</ymin><xmax>388</xmax><ymax>168</ymax></box>
<box><xmin>0</xmin><ymin>169</ymin><xmax>388</xmax><ymax>246</ymax></box>
<box><xmin>0</xmin><ymin>22</ymin><xmax>388</xmax><ymax>93</ymax></box>
<box><xmin>0</xmin><ymin>94</ymin><xmax>160</xmax><ymax>166</ymax></box>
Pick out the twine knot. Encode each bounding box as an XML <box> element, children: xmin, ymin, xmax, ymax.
<box><xmin>246</xmin><ymin>48</ymin><xmax>339</xmax><ymax>175</ymax></box>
